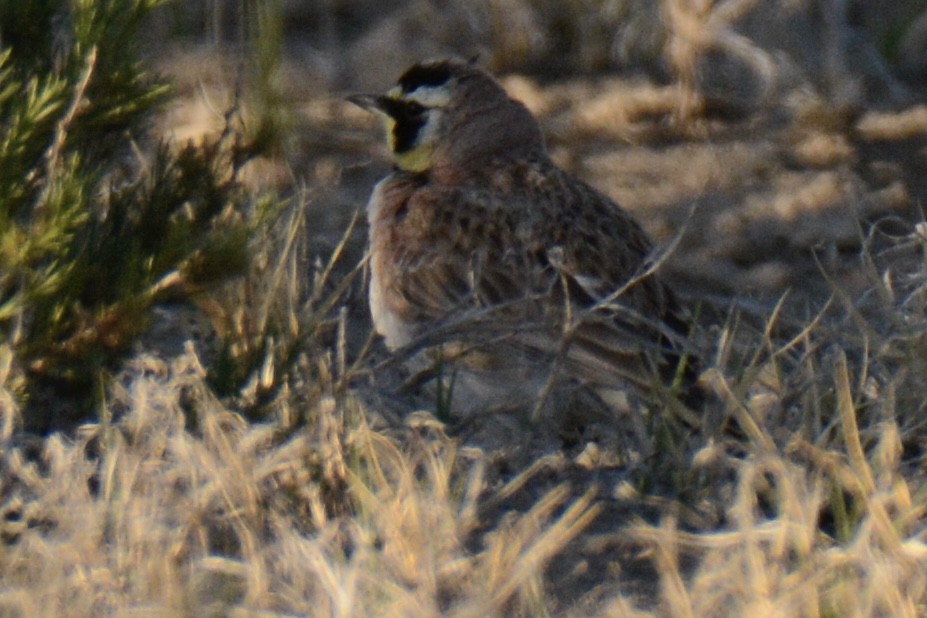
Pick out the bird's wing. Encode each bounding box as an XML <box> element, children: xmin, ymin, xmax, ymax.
<box><xmin>531</xmin><ymin>177</ymin><xmax>700</xmax><ymax>394</ymax></box>
<box><xmin>375</xmin><ymin>177</ymin><xmax>684</xmax><ymax>374</ymax></box>
<box><xmin>377</xmin><ymin>182</ymin><xmax>550</xmax><ymax>334</ymax></box>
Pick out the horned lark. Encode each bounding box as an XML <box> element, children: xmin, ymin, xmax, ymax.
<box><xmin>350</xmin><ymin>59</ymin><xmax>703</xmax><ymax>417</ymax></box>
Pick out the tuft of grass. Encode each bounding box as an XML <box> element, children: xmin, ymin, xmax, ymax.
<box><xmin>611</xmin><ymin>216</ymin><xmax>927</xmax><ymax>616</ymax></box>
<box><xmin>0</xmin><ymin>347</ymin><xmax>602</xmax><ymax>615</ymax></box>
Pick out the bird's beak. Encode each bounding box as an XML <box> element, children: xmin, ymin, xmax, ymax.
<box><xmin>347</xmin><ymin>94</ymin><xmax>388</xmax><ymax>113</ymax></box>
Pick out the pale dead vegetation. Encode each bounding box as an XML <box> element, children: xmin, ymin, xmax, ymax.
<box><xmin>5</xmin><ymin>310</ymin><xmax>925</xmax><ymax>616</ymax></box>
<box><xmin>856</xmin><ymin>105</ymin><xmax>927</xmax><ymax>142</ymax></box>
<box><xmin>0</xmin><ymin>350</ymin><xmax>604</xmax><ymax>616</ymax></box>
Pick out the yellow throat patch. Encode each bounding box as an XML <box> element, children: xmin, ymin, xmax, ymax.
<box><xmin>383</xmin><ymin>115</ymin><xmax>433</xmax><ymax>173</ymax></box>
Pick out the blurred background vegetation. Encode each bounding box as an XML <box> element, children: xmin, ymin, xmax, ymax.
<box><xmin>140</xmin><ymin>0</ymin><xmax>927</xmax><ymax>93</ymax></box>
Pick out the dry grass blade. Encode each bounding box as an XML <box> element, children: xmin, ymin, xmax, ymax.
<box><xmin>708</xmin><ymin>368</ymin><xmax>775</xmax><ymax>452</ymax></box>
<box><xmin>453</xmin><ymin>485</ymin><xmax>601</xmax><ymax>618</ymax></box>
<box><xmin>652</xmin><ymin>517</ymin><xmax>694</xmax><ymax>618</ymax></box>
<box><xmin>834</xmin><ymin>348</ymin><xmax>874</xmax><ymax>495</ymax></box>
<box><xmin>40</xmin><ymin>47</ymin><xmax>97</xmax><ymax>186</ymax></box>
<box><xmin>0</xmin><ymin>344</ymin><xmax>19</xmax><ymax>442</ymax></box>
<box><xmin>485</xmin><ymin>453</ymin><xmax>565</xmax><ymax>507</ymax></box>
<box><xmin>307</xmin><ymin>209</ymin><xmax>362</xmax><ymax>311</ymax></box>
<box><xmin>833</xmin><ymin>349</ymin><xmax>927</xmax><ymax>574</ymax></box>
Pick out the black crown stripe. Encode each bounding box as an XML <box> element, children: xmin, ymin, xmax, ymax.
<box><xmin>398</xmin><ymin>62</ymin><xmax>454</xmax><ymax>93</ymax></box>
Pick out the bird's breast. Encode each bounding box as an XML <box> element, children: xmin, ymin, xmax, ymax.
<box><xmin>367</xmin><ymin>176</ymin><xmax>419</xmax><ymax>349</ymax></box>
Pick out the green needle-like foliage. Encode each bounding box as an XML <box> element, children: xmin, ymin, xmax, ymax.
<box><xmin>0</xmin><ymin>0</ymin><xmax>258</xmax><ymax>431</ymax></box>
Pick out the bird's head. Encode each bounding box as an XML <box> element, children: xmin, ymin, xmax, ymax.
<box><xmin>349</xmin><ymin>59</ymin><xmax>545</xmax><ymax>176</ymax></box>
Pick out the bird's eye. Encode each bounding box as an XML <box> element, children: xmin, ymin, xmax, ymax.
<box><xmin>378</xmin><ymin>97</ymin><xmax>426</xmax><ymax>119</ymax></box>
<box><xmin>382</xmin><ymin>99</ymin><xmax>429</xmax><ymax>154</ymax></box>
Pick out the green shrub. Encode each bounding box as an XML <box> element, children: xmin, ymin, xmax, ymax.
<box><xmin>0</xmin><ymin>0</ymin><xmax>258</xmax><ymax>431</ymax></box>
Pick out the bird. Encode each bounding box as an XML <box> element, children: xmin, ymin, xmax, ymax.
<box><xmin>349</xmin><ymin>58</ymin><xmax>703</xmax><ymax>421</ymax></box>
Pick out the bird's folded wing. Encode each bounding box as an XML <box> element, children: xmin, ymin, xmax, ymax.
<box><xmin>379</xmin><ymin>184</ymin><xmax>685</xmax><ymax>378</ymax></box>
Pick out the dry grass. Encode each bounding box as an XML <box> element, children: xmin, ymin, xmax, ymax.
<box><xmin>0</xmin><ymin>350</ymin><xmax>602</xmax><ymax>615</ymax></box>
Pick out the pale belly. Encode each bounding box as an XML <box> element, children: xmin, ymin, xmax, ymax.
<box><xmin>368</xmin><ymin>262</ymin><xmax>415</xmax><ymax>350</ymax></box>
<box><xmin>367</xmin><ymin>178</ymin><xmax>416</xmax><ymax>350</ymax></box>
